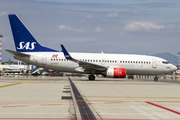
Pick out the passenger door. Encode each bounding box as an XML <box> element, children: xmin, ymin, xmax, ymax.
<box><xmin>152</xmin><ymin>59</ymin><xmax>157</xmax><ymax>68</ymax></box>
<box><xmin>42</xmin><ymin>55</ymin><xmax>47</xmax><ymax>65</ymax></box>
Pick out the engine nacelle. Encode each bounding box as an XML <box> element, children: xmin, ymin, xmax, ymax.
<box><xmin>105</xmin><ymin>67</ymin><xmax>126</xmax><ymax>78</ymax></box>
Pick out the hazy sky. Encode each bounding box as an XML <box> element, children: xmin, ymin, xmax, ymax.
<box><xmin>0</xmin><ymin>0</ymin><xmax>180</xmax><ymax>62</ymax></box>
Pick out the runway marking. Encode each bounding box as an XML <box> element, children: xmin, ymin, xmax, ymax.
<box><xmin>0</xmin><ymin>80</ymin><xmax>36</xmax><ymax>88</ymax></box>
<box><xmin>146</xmin><ymin>102</ymin><xmax>180</xmax><ymax>115</ymax></box>
<box><xmin>78</xmin><ymin>96</ymin><xmax>179</xmax><ymax>99</ymax></box>
<box><xmin>2</xmin><ymin>103</ymin><xmax>66</xmax><ymax>108</ymax></box>
<box><xmin>2</xmin><ymin>105</ymin><xmax>28</xmax><ymax>108</ymax></box>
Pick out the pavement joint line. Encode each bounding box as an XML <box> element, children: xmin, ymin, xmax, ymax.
<box><xmin>73</xmin><ymin>100</ymin><xmax>180</xmax><ymax>103</ymax></box>
<box><xmin>0</xmin><ymin>80</ymin><xmax>37</xmax><ymax>88</ymax></box>
<box><xmin>77</xmin><ymin>96</ymin><xmax>179</xmax><ymax>99</ymax></box>
<box><xmin>0</xmin><ymin>118</ymin><xmax>155</xmax><ymax>120</ymax></box>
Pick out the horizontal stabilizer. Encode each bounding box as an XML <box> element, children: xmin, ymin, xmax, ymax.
<box><xmin>5</xmin><ymin>49</ymin><xmax>30</xmax><ymax>57</ymax></box>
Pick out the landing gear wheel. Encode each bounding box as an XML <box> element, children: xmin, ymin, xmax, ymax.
<box><xmin>88</xmin><ymin>75</ymin><xmax>95</xmax><ymax>81</ymax></box>
<box><xmin>154</xmin><ymin>77</ymin><xmax>158</xmax><ymax>82</ymax></box>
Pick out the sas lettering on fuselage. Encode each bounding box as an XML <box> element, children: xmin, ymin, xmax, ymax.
<box><xmin>17</xmin><ymin>42</ymin><xmax>36</xmax><ymax>50</ymax></box>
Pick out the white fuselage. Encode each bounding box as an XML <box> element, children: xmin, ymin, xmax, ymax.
<box><xmin>14</xmin><ymin>52</ymin><xmax>177</xmax><ymax>76</ymax></box>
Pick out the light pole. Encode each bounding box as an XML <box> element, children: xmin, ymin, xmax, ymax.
<box><xmin>0</xmin><ymin>35</ymin><xmax>3</xmax><ymax>39</ymax></box>
<box><xmin>0</xmin><ymin>35</ymin><xmax>2</xmax><ymax>65</ymax></box>
<box><xmin>178</xmin><ymin>52</ymin><xmax>180</xmax><ymax>69</ymax></box>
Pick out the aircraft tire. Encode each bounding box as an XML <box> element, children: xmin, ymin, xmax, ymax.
<box><xmin>88</xmin><ymin>75</ymin><xmax>95</xmax><ymax>81</ymax></box>
<box><xmin>154</xmin><ymin>77</ymin><xmax>158</xmax><ymax>82</ymax></box>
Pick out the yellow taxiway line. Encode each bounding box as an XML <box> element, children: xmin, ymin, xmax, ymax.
<box><xmin>0</xmin><ymin>80</ymin><xmax>36</xmax><ymax>88</ymax></box>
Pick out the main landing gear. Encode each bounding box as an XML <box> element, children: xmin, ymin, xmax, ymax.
<box><xmin>154</xmin><ymin>76</ymin><xmax>158</xmax><ymax>82</ymax></box>
<box><xmin>88</xmin><ymin>75</ymin><xmax>95</xmax><ymax>81</ymax></box>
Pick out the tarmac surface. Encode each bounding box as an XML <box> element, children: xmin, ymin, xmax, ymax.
<box><xmin>0</xmin><ymin>76</ymin><xmax>180</xmax><ymax>120</ymax></box>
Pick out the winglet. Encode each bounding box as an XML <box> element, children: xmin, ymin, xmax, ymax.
<box><xmin>61</xmin><ymin>45</ymin><xmax>73</xmax><ymax>60</ymax></box>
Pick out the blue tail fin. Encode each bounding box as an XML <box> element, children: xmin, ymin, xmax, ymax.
<box><xmin>8</xmin><ymin>14</ymin><xmax>58</xmax><ymax>52</ymax></box>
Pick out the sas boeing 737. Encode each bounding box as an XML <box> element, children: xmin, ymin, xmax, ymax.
<box><xmin>5</xmin><ymin>14</ymin><xmax>177</xmax><ymax>81</ymax></box>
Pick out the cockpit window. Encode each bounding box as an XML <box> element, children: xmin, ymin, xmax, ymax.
<box><xmin>162</xmin><ymin>61</ymin><xmax>169</xmax><ymax>64</ymax></box>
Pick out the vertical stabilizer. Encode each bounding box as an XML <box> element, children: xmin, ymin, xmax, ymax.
<box><xmin>8</xmin><ymin>14</ymin><xmax>58</xmax><ymax>52</ymax></box>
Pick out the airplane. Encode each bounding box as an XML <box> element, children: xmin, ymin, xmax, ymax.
<box><xmin>5</xmin><ymin>14</ymin><xmax>177</xmax><ymax>81</ymax></box>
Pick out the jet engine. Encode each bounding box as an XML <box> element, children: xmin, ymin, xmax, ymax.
<box><xmin>105</xmin><ymin>67</ymin><xmax>126</xmax><ymax>78</ymax></box>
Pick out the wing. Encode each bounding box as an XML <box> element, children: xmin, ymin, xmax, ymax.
<box><xmin>5</xmin><ymin>49</ymin><xmax>30</xmax><ymax>57</ymax></box>
<box><xmin>61</xmin><ymin>45</ymin><xmax>107</xmax><ymax>72</ymax></box>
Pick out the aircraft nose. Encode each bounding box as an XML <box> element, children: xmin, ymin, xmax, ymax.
<box><xmin>171</xmin><ymin>64</ymin><xmax>177</xmax><ymax>71</ymax></box>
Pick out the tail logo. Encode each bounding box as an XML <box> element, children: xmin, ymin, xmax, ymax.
<box><xmin>17</xmin><ymin>42</ymin><xmax>36</xmax><ymax>50</ymax></box>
